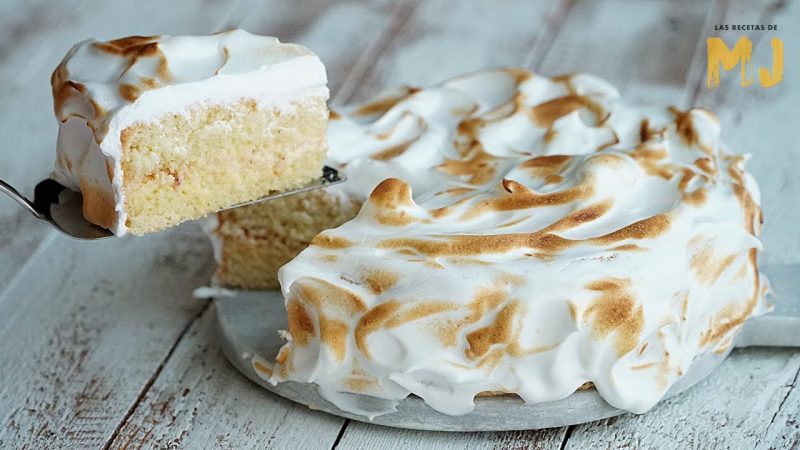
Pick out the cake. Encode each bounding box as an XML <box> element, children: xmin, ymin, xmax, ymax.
<box><xmin>261</xmin><ymin>68</ymin><xmax>769</xmax><ymax>417</ymax></box>
<box><xmin>51</xmin><ymin>30</ymin><xmax>329</xmax><ymax>235</ymax></box>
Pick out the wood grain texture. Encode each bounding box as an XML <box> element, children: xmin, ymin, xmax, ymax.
<box><xmin>340</xmin><ymin>0</ymin><xmax>559</xmax><ymax>104</ymax></box>
<box><xmin>0</xmin><ymin>224</ymin><xmax>215</xmax><ymax>448</ymax></box>
<box><xmin>534</xmin><ymin>0</ymin><xmax>714</xmax><ymax>105</ymax></box>
<box><xmin>337</xmin><ymin>423</ymin><xmax>567</xmax><ymax>450</ymax></box>
<box><xmin>109</xmin><ymin>306</ymin><xmax>345</xmax><ymax>450</ymax></box>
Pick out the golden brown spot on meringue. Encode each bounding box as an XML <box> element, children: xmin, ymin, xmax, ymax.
<box><xmin>252</xmin><ymin>360</ymin><xmax>273</xmax><ymax>378</ymax></box>
<box><xmin>343</xmin><ymin>376</ymin><xmax>378</xmax><ymax>392</ymax></box>
<box><xmin>371</xmin><ymin>141</ymin><xmax>413</xmax><ymax>161</ymax></box>
<box><xmin>610</xmin><ymin>244</ymin><xmax>643</xmax><ymax>252</ymax></box>
<box><xmin>521</xmin><ymin>154</ymin><xmax>571</xmax><ymax>176</ymax></box>
<box><xmin>632</xmin><ymin>145</ymin><xmax>672</xmax><ymax>179</ymax></box>
<box><xmin>319</xmin><ymin>316</ymin><xmax>348</xmax><ymax>361</ymax></box>
<box><xmin>119</xmin><ymin>83</ymin><xmax>141</xmax><ymax>102</ymax></box>
<box><xmin>435</xmin><ymin>287</ymin><xmax>508</xmax><ymax>347</ymax></box>
<box><xmin>543</xmin><ymin>201</ymin><xmax>613</xmax><ymax>233</ymax></box>
<box><xmin>379</xmin><ymin>232</ymin><xmax>573</xmax><ymax>257</ymax></box>
<box><xmin>93</xmin><ymin>35</ymin><xmax>160</xmax><ymax>54</ymax></box>
<box><xmin>362</xmin><ymin>269</ymin><xmax>398</xmax><ymax>295</ymax></box>
<box><xmin>354</xmin><ymin>86</ymin><xmax>421</xmax><ymax>116</ymax></box>
<box><xmin>677</xmin><ymin>169</ymin><xmax>695</xmax><ymax>193</ymax></box>
<box><xmin>544</xmin><ymin>175</ymin><xmax>563</xmax><ymax>185</ymax></box>
<box><xmin>683</xmin><ymin>188</ymin><xmax>708</xmax><ymax>206</ymax></box>
<box><xmin>294</xmin><ymin>278</ymin><xmax>366</xmax><ymax>314</ymax></box>
<box><xmin>355</xmin><ymin>300</ymin><xmax>457</xmax><ymax>359</ymax></box>
<box><xmin>567</xmin><ymin>301</ymin><xmax>578</xmax><ymax>322</ymax></box>
<box><xmin>591</xmin><ymin>214</ymin><xmax>671</xmax><ymax>245</ymax></box>
<box><xmin>319</xmin><ymin>254</ymin><xmax>338</xmax><ymax>263</ymax></box>
<box><xmin>584</xmin><ymin>278</ymin><xmax>644</xmax><ymax>356</ymax></box>
<box><xmin>637</xmin><ymin>342</ymin><xmax>649</xmax><ymax>357</ymax></box>
<box><xmin>466</xmin><ymin>301</ymin><xmax>520</xmax><ymax>359</ymax></box>
<box><xmin>728</xmin><ymin>161</ymin><xmax>761</xmax><ymax>235</ymax></box>
<box><xmin>694</xmin><ymin>157</ymin><xmax>716</xmax><ymax>175</ymax></box>
<box><xmin>329</xmin><ymin>110</ymin><xmax>342</xmax><ymax>120</ymax></box>
<box><xmin>311</xmin><ymin>233</ymin><xmax>352</xmax><ymax>249</ymax></box>
<box><xmin>215</xmin><ymin>46</ymin><xmax>230</xmax><ymax>75</ymax></box>
<box><xmin>436</xmin><ymin>187</ymin><xmax>475</xmax><ymax>197</ymax></box>
<box><xmin>530</xmin><ymin>95</ymin><xmax>604</xmax><ymax>127</ymax></box>
<box><xmin>287</xmin><ymin>299</ymin><xmax>315</xmax><ymax>346</ymax></box>
<box><xmin>631</xmin><ymin>362</ymin><xmax>659</xmax><ymax>371</ymax></box>
<box><xmin>690</xmin><ymin>240</ymin><xmax>738</xmax><ymax>287</ymax></box>
<box><xmin>460</xmin><ymin>178</ymin><xmax>592</xmax><ymax>221</ymax></box>
<box><xmin>438</xmin><ymin>147</ymin><xmax>501</xmax><ymax>185</ymax></box>
<box><xmin>370</xmin><ymin>178</ymin><xmax>414</xmax><ymax>209</ymax></box>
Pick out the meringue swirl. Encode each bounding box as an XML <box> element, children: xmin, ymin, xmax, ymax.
<box><xmin>270</xmin><ymin>68</ymin><xmax>768</xmax><ymax>418</ymax></box>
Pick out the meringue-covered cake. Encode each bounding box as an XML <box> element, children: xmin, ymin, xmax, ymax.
<box><xmin>51</xmin><ymin>30</ymin><xmax>329</xmax><ymax>235</ymax></box>
<box><xmin>259</xmin><ymin>68</ymin><xmax>768</xmax><ymax>417</ymax></box>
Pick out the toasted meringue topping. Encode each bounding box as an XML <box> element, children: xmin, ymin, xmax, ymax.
<box><xmin>270</xmin><ymin>68</ymin><xmax>768</xmax><ymax>418</ymax></box>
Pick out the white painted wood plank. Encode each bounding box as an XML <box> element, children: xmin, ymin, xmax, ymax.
<box><xmin>564</xmin><ymin>349</ymin><xmax>800</xmax><ymax>450</ymax></box>
<box><xmin>341</xmin><ymin>0</ymin><xmax>559</xmax><ymax>104</ymax></box>
<box><xmin>535</xmin><ymin>0</ymin><xmax>713</xmax><ymax>105</ymax></box>
<box><xmin>108</xmin><ymin>305</ymin><xmax>345</xmax><ymax>450</ymax></box>
<box><xmin>106</xmin><ymin>2</ymin><xmax>406</xmax><ymax>447</ymax></box>
<box><xmin>338</xmin><ymin>423</ymin><xmax>566</xmax><ymax>450</ymax></box>
<box><xmin>239</xmin><ymin>0</ymin><xmax>400</xmax><ymax>100</ymax></box>
<box><xmin>0</xmin><ymin>224</ymin><xmax>216</xmax><ymax>448</ymax></box>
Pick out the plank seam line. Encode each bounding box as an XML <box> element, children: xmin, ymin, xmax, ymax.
<box><xmin>332</xmin><ymin>0</ymin><xmax>420</xmax><ymax>105</ymax></box>
<box><xmin>558</xmin><ymin>424</ymin><xmax>575</xmax><ymax>450</ymax></box>
<box><xmin>0</xmin><ymin>229</ymin><xmax>56</xmax><ymax>307</ymax></box>
<box><xmin>101</xmin><ymin>301</ymin><xmax>212</xmax><ymax>450</ymax></box>
<box><xmin>330</xmin><ymin>418</ymin><xmax>350</xmax><ymax>450</ymax></box>
<box><xmin>524</xmin><ymin>0</ymin><xmax>575</xmax><ymax>71</ymax></box>
<box><xmin>762</xmin><ymin>359</ymin><xmax>800</xmax><ymax>442</ymax></box>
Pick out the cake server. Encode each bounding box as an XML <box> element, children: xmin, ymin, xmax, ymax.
<box><xmin>214</xmin><ymin>263</ymin><xmax>800</xmax><ymax>431</ymax></box>
<box><xmin>0</xmin><ymin>166</ymin><xmax>345</xmax><ymax>240</ymax></box>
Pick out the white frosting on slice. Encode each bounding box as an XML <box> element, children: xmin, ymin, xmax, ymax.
<box><xmin>51</xmin><ymin>30</ymin><xmax>328</xmax><ymax>234</ymax></box>
<box><xmin>270</xmin><ymin>68</ymin><xmax>769</xmax><ymax>418</ymax></box>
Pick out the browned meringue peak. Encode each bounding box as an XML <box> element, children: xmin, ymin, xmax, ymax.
<box><xmin>271</xmin><ymin>68</ymin><xmax>767</xmax><ymax>419</ymax></box>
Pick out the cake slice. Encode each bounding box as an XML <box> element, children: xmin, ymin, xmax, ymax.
<box><xmin>51</xmin><ymin>30</ymin><xmax>329</xmax><ymax>235</ymax></box>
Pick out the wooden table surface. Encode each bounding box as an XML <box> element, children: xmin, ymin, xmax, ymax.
<box><xmin>1</xmin><ymin>0</ymin><xmax>798</xmax><ymax>448</ymax></box>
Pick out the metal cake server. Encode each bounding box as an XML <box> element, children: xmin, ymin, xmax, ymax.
<box><xmin>0</xmin><ymin>166</ymin><xmax>345</xmax><ymax>240</ymax></box>
<box><xmin>214</xmin><ymin>263</ymin><xmax>800</xmax><ymax>431</ymax></box>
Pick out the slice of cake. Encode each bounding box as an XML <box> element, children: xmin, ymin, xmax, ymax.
<box><xmin>264</xmin><ymin>69</ymin><xmax>769</xmax><ymax>418</ymax></box>
<box><xmin>51</xmin><ymin>30</ymin><xmax>329</xmax><ymax>235</ymax></box>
